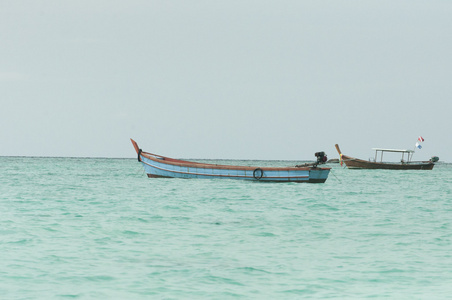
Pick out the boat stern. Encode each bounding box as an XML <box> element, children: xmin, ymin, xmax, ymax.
<box><xmin>308</xmin><ymin>167</ymin><xmax>331</xmax><ymax>183</ymax></box>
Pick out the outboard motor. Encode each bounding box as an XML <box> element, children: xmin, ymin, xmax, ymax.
<box><xmin>314</xmin><ymin>151</ymin><xmax>328</xmax><ymax>165</ymax></box>
<box><xmin>295</xmin><ymin>151</ymin><xmax>328</xmax><ymax>168</ymax></box>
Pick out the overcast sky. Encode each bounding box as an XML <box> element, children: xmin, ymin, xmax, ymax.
<box><xmin>1</xmin><ymin>1</ymin><xmax>451</xmax><ymax>161</ymax></box>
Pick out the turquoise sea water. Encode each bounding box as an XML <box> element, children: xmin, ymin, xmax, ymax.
<box><xmin>1</xmin><ymin>157</ymin><xmax>451</xmax><ymax>299</ymax></box>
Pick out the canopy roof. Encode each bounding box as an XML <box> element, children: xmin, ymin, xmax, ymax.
<box><xmin>372</xmin><ymin>148</ymin><xmax>415</xmax><ymax>153</ymax></box>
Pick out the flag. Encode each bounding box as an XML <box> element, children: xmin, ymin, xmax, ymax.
<box><xmin>418</xmin><ymin>136</ymin><xmax>424</xmax><ymax>142</ymax></box>
<box><xmin>415</xmin><ymin>142</ymin><xmax>422</xmax><ymax>149</ymax></box>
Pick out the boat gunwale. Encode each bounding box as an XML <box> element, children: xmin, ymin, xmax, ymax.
<box><xmin>140</xmin><ymin>151</ymin><xmax>331</xmax><ymax>172</ymax></box>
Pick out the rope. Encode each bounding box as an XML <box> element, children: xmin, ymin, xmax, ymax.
<box><xmin>329</xmin><ymin>169</ymin><xmax>342</xmax><ymax>183</ymax></box>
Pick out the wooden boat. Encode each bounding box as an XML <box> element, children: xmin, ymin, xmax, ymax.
<box><xmin>335</xmin><ymin>144</ymin><xmax>436</xmax><ymax>170</ymax></box>
<box><xmin>131</xmin><ymin>139</ymin><xmax>331</xmax><ymax>183</ymax></box>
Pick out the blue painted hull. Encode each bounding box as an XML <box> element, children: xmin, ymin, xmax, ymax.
<box><xmin>131</xmin><ymin>139</ymin><xmax>330</xmax><ymax>183</ymax></box>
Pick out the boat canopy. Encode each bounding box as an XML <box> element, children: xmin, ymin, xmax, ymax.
<box><xmin>372</xmin><ymin>148</ymin><xmax>415</xmax><ymax>153</ymax></box>
<box><xmin>372</xmin><ymin>148</ymin><xmax>415</xmax><ymax>162</ymax></box>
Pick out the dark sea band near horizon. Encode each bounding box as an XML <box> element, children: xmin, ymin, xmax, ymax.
<box><xmin>1</xmin><ymin>157</ymin><xmax>451</xmax><ymax>299</ymax></box>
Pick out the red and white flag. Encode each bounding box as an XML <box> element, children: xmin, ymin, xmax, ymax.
<box><xmin>418</xmin><ymin>136</ymin><xmax>424</xmax><ymax>142</ymax></box>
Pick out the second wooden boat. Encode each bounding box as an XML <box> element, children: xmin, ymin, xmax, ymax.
<box><xmin>335</xmin><ymin>144</ymin><xmax>436</xmax><ymax>170</ymax></box>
